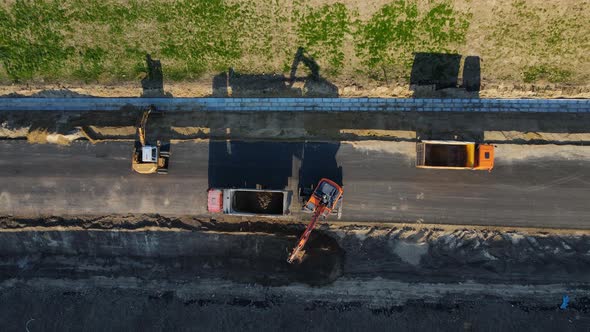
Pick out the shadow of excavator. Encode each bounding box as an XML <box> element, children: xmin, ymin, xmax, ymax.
<box><xmin>212</xmin><ymin>47</ymin><xmax>338</xmax><ymax>98</ymax></box>
<box><xmin>141</xmin><ymin>54</ymin><xmax>173</xmax><ymax>98</ymax></box>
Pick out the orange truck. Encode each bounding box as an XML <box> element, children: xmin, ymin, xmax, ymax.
<box><xmin>416</xmin><ymin>140</ymin><xmax>494</xmax><ymax>171</ymax></box>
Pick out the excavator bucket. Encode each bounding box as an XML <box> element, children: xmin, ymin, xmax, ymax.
<box><xmin>288</xmin><ymin>249</ymin><xmax>306</xmax><ymax>264</ymax></box>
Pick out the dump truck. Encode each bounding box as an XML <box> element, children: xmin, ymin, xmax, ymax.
<box><xmin>416</xmin><ymin>140</ymin><xmax>494</xmax><ymax>171</ymax></box>
<box><xmin>207</xmin><ymin>188</ymin><xmax>291</xmax><ymax>216</ymax></box>
<box><xmin>131</xmin><ymin>106</ymin><xmax>170</xmax><ymax>174</ymax></box>
<box><xmin>287</xmin><ymin>178</ymin><xmax>343</xmax><ymax>264</ymax></box>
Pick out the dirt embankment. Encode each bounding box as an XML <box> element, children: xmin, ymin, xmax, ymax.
<box><xmin>2</xmin><ymin>79</ymin><xmax>590</xmax><ymax>99</ymax></box>
<box><xmin>1</xmin><ymin>281</ymin><xmax>588</xmax><ymax>332</ymax></box>
<box><xmin>2</xmin><ymin>214</ymin><xmax>589</xmax><ymax>330</ymax></box>
<box><xmin>2</xmin><ymin>215</ymin><xmax>590</xmax><ymax>286</ymax></box>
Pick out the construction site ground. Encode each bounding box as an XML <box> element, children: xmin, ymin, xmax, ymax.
<box><xmin>1</xmin><ymin>139</ymin><xmax>590</xmax><ymax>228</ymax></box>
<box><xmin>3</xmin><ymin>79</ymin><xmax>590</xmax><ymax>100</ymax></box>
<box><xmin>1</xmin><ymin>215</ymin><xmax>590</xmax><ymax>331</ymax></box>
<box><xmin>1</xmin><ymin>106</ymin><xmax>590</xmax><ymax>329</ymax></box>
<box><xmin>2</xmin><ymin>0</ymin><xmax>589</xmax><ymax>327</ymax></box>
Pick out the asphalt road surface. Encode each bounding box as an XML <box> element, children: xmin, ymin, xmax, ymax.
<box><xmin>0</xmin><ymin>140</ymin><xmax>588</xmax><ymax>228</ymax></box>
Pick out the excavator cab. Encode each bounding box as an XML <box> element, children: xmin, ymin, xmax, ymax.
<box><xmin>131</xmin><ymin>106</ymin><xmax>170</xmax><ymax>174</ymax></box>
<box><xmin>142</xmin><ymin>146</ymin><xmax>158</xmax><ymax>163</ymax></box>
<box><xmin>302</xmin><ymin>178</ymin><xmax>343</xmax><ymax>218</ymax></box>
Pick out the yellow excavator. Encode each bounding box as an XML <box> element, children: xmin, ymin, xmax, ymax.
<box><xmin>131</xmin><ymin>105</ymin><xmax>170</xmax><ymax>174</ymax></box>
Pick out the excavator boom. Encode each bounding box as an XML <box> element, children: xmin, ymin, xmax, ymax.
<box><xmin>137</xmin><ymin>108</ymin><xmax>151</xmax><ymax>147</ymax></box>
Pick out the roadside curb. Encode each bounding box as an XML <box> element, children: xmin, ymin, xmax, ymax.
<box><xmin>1</xmin><ymin>97</ymin><xmax>589</xmax><ymax>112</ymax></box>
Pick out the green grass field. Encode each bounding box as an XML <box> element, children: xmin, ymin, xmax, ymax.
<box><xmin>0</xmin><ymin>0</ymin><xmax>588</xmax><ymax>85</ymax></box>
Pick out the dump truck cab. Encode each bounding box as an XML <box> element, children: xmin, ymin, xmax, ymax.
<box><xmin>475</xmin><ymin>144</ymin><xmax>494</xmax><ymax>170</ymax></box>
<box><xmin>416</xmin><ymin>140</ymin><xmax>494</xmax><ymax>171</ymax></box>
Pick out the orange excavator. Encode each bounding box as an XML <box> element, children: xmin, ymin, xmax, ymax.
<box><xmin>287</xmin><ymin>178</ymin><xmax>343</xmax><ymax>264</ymax></box>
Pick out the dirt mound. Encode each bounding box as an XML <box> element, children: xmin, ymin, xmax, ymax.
<box><xmin>0</xmin><ymin>214</ymin><xmax>201</xmax><ymax>230</ymax></box>
<box><xmin>0</xmin><ymin>121</ymin><xmax>29</xmax><ymax>138</ymax></box>
<box><xmin>26</xmin><ymin>129</ymin><xmax>84</xmax><ymax>145</ymax></box>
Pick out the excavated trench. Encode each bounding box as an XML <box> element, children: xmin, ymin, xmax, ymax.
<box><xmin>2</xmin><ymin>214</ymin><xmax>590</xmax><ymax>287</ymax></box>
<box><xmin>0</xmin><ymin>215</ymin><xmax>344</xmax><ymax>286</ymax></box>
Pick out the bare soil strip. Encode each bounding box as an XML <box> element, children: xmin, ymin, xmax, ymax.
<box><xmin>1</xmin><ymin>214</ymin><xmax>589</xmax><ymax>330</ymax></box>
<box><xmin>2</xmin><ymin>109</ymin><xmax>590</xmax><ymax>145</ymax></box>
<box><xmin>2</xmin><ymin>215</ymin><xmax>590</xmax><ymax>286</ymax></box>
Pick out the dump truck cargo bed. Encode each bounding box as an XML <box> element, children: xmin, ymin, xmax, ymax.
<box><xmin>232</xmin><ymin>191</ymin><xmax>285</xmax><ymax>215</ymax></box>
<box><xmin>209</xmin><ymin>189</ymin><xmax>291</xmax><ymax>216</ymax></box>
<box><xmin>416</xmin><ymin>140</ymin><xmax>493</xmax><ymax>170</ymax></box>
<box><xmin>424</xmin><ymin>144</ymin><xmax>471</xmax><ymax>167</ymax></box>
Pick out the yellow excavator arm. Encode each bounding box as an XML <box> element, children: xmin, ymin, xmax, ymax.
<box><xmin>137</xmin><ymin>108</ymin><xmax>151</xmax><ymax>147</ymax></box>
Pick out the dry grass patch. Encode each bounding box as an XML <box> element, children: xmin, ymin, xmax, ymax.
<box><xmin>0</xmin><ymin>0</ymin><xmax>587</xmax><ymax>89</ymax></box>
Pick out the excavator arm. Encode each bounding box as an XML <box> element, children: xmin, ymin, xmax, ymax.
<box><xmin>137</xmin><ymin>107</ymin><xmax>152</xmax><ymax>147</ymax></box>
<box><xmin>287</xmin><ymin>208</ymin><xmax>322</xmax><ymax>264</ymax></box>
